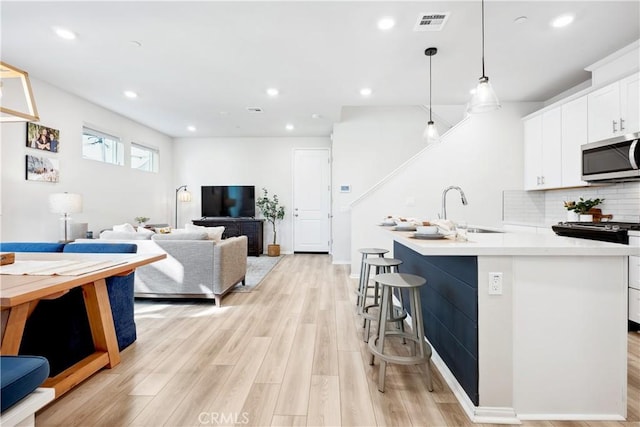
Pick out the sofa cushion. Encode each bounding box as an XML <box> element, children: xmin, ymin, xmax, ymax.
<box><xmin>152</xmin><ymin>232</ymin><xmax>208</xmax><ymax>241</ymax></box>
<box><xmin>185</xmin><ymin>224</ymin><xmax>225</xmax><ymax>242</ymax></box>
<box><xmin>136</xmin><ymin>227</ymin><xmax>155</xmax><ymax>237</ymax></box>
<box><xmin>113</xmin><ymin>223</ymin><xmax>136</xmax><ymax>233</ymax></box>
<box><xmin>100</xmin><ymin>230</ymin><xmax>151</xmax><ymax>240</ymax></box>
<box><xmin>0</xmin><ymin>356</ymin><xmax>50</xmax><ymax>412</ymax></box>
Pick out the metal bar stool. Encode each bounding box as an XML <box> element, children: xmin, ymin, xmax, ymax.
<box><xmin>356</xmin><ymin>248</ymin><xmax>388</xmax><ymax>307</ymax></box>
<box><xmin>368</xmin><ymin>272</ymin><xmax>433</xmax><ymax>393</ymax></box>
<box><xmin>360</xmin><ymin>258</ymin><xmax>406</xmax><ymax>343</ymax></box>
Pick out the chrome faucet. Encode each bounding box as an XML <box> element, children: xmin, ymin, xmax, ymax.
<box><xmin>441</xmin><ymin>186</ymin><xmax>468</xmax><ymax>220</ymax></box>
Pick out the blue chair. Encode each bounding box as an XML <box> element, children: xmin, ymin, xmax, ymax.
<box><xmin>0</xmin><ymin>242</ymin><xmax>65</xmax><ymax>252</ymax></box>
<box><xmin>0</xmin><ymin>356</ymin><xmax>50</xmax><ymax>413</ymax></box>
<box><xmin>62</xmin><ymin>243</ymin><xmax>138</xmax><ymax>351</ymax></box>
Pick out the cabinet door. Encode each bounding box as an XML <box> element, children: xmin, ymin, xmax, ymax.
<box><xmin>523</xmin><ymin>115</ymin><xmax>542</xmax><ymax>190</ymax></box>
<box><xmin>540</xmin><ymin>108</ymin><xmax>562</xmax><ymax>189</ymax></box>
<box><xmin>561</xmin><ymin>97</ymin><xmax>589</xmax><ymax>187</ymax></box>
<box><xmin>620</xmin><ymin>73</ymin><xmax>640</xmax><ymax>135</ymax></box>
<box><xmin>588</xmin><ymin>82</ymin><xmax>620</xmax><ymax>142</ymax></box>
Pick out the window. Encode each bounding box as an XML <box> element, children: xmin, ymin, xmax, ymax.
<box><xmin>131</xmin><ymin>143</ymin><xmax>159</xmax><ymax>172</ymax></box>
<box><xmin>82</xmin><ymin>127</ymin><xmax>124</xmax><ymax>165</ymax></box>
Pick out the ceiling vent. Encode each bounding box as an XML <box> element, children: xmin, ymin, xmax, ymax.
<box><xmin>414</xmin><ymin>12</ymin><xmax>450</xmax><ymax>31</ymax></box>
<box><xmin>246</xmin><ymin>107</ymin><xmax>263</xmax><ymax>113</ymax></box>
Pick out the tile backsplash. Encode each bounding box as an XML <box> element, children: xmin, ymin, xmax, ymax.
<box><xmin>504</xmin><ymin>182</ymin><xmax>640</xmax><ymax>226</ymax></box>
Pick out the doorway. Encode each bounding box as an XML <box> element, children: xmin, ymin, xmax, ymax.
<box><xmin>292</xmin><ymin>148</ymin><xmax>331</xmax><ymax>253</ymax></box>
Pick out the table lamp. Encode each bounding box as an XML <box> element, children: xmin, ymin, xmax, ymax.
<box><xmin>49</xmin><ymin>192</ymin><xmax>83</xmax><ymax>242</ymax></box>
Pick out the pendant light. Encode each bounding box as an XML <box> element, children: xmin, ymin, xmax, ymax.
<box><xmin>467</xmin><ymin>0</ymin><xmax>501</xmax><ymax>113</ymax></box>
<box><xmin>423</xmin><ymin>47</ymin><xmax>440</xmax><ymax>143</ymax></box>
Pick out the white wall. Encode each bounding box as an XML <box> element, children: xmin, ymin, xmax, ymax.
<box><xmin>0</xmin><ymin>78</ymin><xmax>174</xmax><ymax>241</ymax></box>
<box><xmin>346</xmin><ymin>103</ymin><xmax>540</xmax><ymax>274</ymax></box>
<box><xmin>172</xmin><ymin>136</ymin><xmax>331</xmax><ymax>254</ymax></box>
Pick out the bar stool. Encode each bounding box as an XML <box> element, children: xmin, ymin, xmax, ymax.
<box><xmin>356</xmin><ymin>248</ymin><xmax>388</xmax><ymax>307</ymax></box>
<box><xmin>360</xmin><ymin>258</ymin><xmax>405</xmax><ymax>343</ymax></box>
<box><xmin>368</xmin><ymin>272</ymin><xmax>433</xmax><ymax>393</ymax></box>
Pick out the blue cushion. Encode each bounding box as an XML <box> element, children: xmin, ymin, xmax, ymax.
<box><xmin>0</xmin><ymin>356</ymin><xmax>50</xmax><ymax>412</ymax></box>
<box><xmin>63</xmin><ymin>243</ymin><xmax>138</xmax><ymax>351</ymax></box>
<box><xmin>0</xmin><ymin>242</ymin><xmax>65</xmax><ymax>253</ymax></box>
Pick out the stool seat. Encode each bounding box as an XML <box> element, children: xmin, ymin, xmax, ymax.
<box><xmin>368</xmin><ymin>272</ymin><xmax>433</xmax><ymax>393</ymax></box>
<box><xmin>358</xmin><ymin>248</ymin><xmax>389</xmax><ymax>255</ymax></box>
<box><xmin>363</xmin><ymin>258</ymin><xmax>402</xmax><ymax>268</ymax></box>
<box><xmin>373</xmin><ymin>272</ymin><xmax>425</xmax><ymax>288</ymax></box>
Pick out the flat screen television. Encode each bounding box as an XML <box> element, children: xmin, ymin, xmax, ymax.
<box><xmin>201</xmin><ymin>185</ymin><xmax>256</xmax><ymax>218</ymax></box>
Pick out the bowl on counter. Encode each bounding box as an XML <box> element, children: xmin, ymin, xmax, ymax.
<box><xmin>416</xmin><ymin>225</ymin><xmax>438</xmax><ymax>235</ymax></box>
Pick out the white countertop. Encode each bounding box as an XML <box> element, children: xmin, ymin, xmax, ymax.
<box><xmin>384</xmin><ymin>227</ymin><xmax>640</xmax><ymax>257</ymax></box>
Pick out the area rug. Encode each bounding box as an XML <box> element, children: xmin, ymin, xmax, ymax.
<box><xmin>232</xmin><ymin>255</ymin><xmax>283</xmax><ymax>292</ymax></box>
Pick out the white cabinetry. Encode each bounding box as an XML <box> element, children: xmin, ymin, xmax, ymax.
<box><xmin>588</xmin><ymin>73</ymin><xmax>640</xmax><ymax>142</ymax></box>
<box><xmin>561</xmin><ymin>97</ymin><xmax>589</xmax><ymax>187</ymax></box>
<box><xmin>630</xmin><ymin>234</ymin><xmax>640</xmax><ymax>324</ymax></box>
<box><xmin>523</xmin><ymin>108</ymin><xmax>562</xmax><ymax>190</ymax></box>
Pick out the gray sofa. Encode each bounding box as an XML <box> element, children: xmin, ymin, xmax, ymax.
<box><xmin>76</xmin><ymin>234</ymin><xmax>247</xmax><ymax>306</ymax></box>
<box><xmin>134</xmin><ymin>236</ymin><xmax>247</xmax><ymax>306</ymax></box>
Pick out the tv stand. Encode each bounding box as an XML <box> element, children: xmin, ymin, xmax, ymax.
<box><xmin>192</xmin><ymin>218</ymin><xmax>264</xmax><ymax>256</ymax></box>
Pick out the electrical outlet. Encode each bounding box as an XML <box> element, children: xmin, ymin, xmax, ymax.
<box><xmin>488</xmin><ymin>272</ymin><xmax>503</xmax><ymax>295</ymax></box>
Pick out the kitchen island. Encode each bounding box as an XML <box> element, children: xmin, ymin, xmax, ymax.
<box><xmin>382</xmin><ymin>227</ymin><xmax>639</xmax><ymax>423</ymax></box>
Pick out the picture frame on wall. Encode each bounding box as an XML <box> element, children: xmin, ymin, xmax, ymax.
<box><xmin>25</xmin><ymin>154</ymin><xmax>59</xmax><ymax>182</ymax></box>
<box><xmin>26</xmin><ymin>122</ymin><xmax>60</xmax><ymax>153</ymax></box>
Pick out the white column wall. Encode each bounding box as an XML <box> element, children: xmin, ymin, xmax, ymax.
<box><xmin>172</xmin><ymin>137</ymin><xmax>331</xmax><ymax>254</ymax></box>
<box><xmin>0</xmin><ymin>78</ymin><xmax>174</xmax><ymax>241</ymax></box>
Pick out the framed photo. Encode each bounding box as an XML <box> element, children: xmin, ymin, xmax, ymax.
<box><xmin>26</xmin><ymin>122</ymin><xmax>60</xmax><ymax>153</ymax></box>
<box><xmin>25</xmin><ymin>154</ymin><xmax>60</xmax><ymax>182</ymax></box>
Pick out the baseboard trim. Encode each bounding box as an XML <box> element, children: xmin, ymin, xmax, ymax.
<box><xmin>518</xmin><ymin>413</ymin><xmax>625</xmax><ymax>421</ymax></box>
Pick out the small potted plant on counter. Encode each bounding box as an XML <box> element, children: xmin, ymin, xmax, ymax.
<box><xmin>563</xmin><ymin>201</ymin><xmax>579</xmax><ymax>222</ymax></box>
<box><xmin>135</xmin><ymin>216</ymin><xmax>150</xmax><ymax>227</ymax></box>
<box><xmin>256</xmin><ymin>188</ymin><xmax>285</xmax><ymax>257</ymax></box>
<box><xmin>573</xmin><ymin>197</ymin><xmax>604</xmax><ymax>222</ymax></box>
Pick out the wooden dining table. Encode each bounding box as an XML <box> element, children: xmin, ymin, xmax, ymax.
<box><xmin>0</xmin><ymin>251</ymin><xmax>166</xmax><ymax>398</ymax></box>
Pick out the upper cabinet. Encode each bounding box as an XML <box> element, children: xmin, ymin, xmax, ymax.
<box><xmin>588</xmin><ymin>73</ymin><xmax>640</xmax><ymax>142</ymax></box>
<box><xmin>561</xmin><ymin>97</ymin><xmax>589</xmax><ymax>188</ymax></box>
<box><xmin>523</xmin><ymin>108</ymin><xmax>562</xmax><ymax>190</ymax></box>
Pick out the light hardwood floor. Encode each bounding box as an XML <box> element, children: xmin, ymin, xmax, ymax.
<box><xmin>37</xmin><ymin>254</ymin><xmax>640</xmax><ymax>426</ymax></box>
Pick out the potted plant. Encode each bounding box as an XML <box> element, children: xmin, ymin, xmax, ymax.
<box><xmin>563</xmin><ymin>201</ymin><xmax>579</xmax><ymax>222</ymax></box>
<box><xmin>256</xmin><ymin>188</ymin><xmax>285</xmax><ymax>256</ymax></box>
<box><xmin>135</xmin><ymin>216</ymin><xmax>150</xmax><ymax>227</ymax></box>
<box><xmin>572</xmin><ymin>197</ymin><xmax>604</xmax><ymax>222</ymax></box>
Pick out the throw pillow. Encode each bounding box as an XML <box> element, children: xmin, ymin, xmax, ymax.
<box><xmin>185</xmin><ymin>224</ymin><xmax>225</xmax><ymax>242</ymax></box>
<box><xmin>156</xmin><ymin>226</ymin><xmax>172</xmax><ymax>234</ymax></box>
<box><xmin>113</xmin><ymin>223</ymin><xmax>136</xmax><ymax>233</ymax></box>
<box><xmin>136</xmin><ymin>227</ymin><xmax>154</xmax><ymax>236</ymax></box>
<box><xmin>151</xmin><ymin>232</ymin><xmax>208</xmax><ymax>241</ymax></box>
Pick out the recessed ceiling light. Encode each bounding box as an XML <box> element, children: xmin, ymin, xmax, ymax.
<box><xmin>514</xmin><ymin>16</ymin><xmax>528</xmax><ymax>24</ymax></box>
<box><xmin>551</xmin><ymin>14</ymin><xmax>574</xmax><ymax>28</ymax></box>
<box><xmin>129</xmin><ymin>40</ymin><xmax>142</xmax><ymax>48</ymax></box>
<box><xmin>266</xmin><ymin>88</ymin><xmax>279</xmax><ymax>97</ymax></box>
<box><xmin>53</xmin><ymin>27</ymin><xmax>76</xmax><ymax>40</ymax></box>
<box><xmin>285</xmin><ymin>124</ymin><xmax>294</xmax><ymax>131</ymax></box>
<box><xmin>311</xmin><ymin>113</ymin><xmax>322</xmax><ymax>119</ymax></box>
<box><xmin>360</xmin><ymin>88</ymin><xmax>373</xmax><ymax>97</ymax></box>
<box><xmin>124</xmin><ymin>90</ymin><xmax>138</xmax><ymax>99</ymax></box>
<box><xmin>187</xmin><ymin>125</ymin><xmax>196</xmax><ymax>132</ymax></box>
<box><xmin>377</xmin><ymin>17</ymin><xmax>395</xmax><ymax>31</ymax></box>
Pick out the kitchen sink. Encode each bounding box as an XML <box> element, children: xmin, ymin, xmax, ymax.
<box><xmin>466</xmin><ymin>228</ymin><xmax>503</xmax><ymax>233</ymax></box>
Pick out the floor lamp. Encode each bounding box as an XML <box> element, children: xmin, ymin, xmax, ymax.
<box><xmin>49</xmin><ymin>192</ymin><xmax>83</xmax><ymax>242</ymax></box>
<box><xmin>175</xmin><ymin>185</ymin><xmax>192</xmax><ymax>228</ymax></box>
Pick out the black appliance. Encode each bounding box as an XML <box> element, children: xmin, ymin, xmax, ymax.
<box><xmin>581</xmin><ymin>132</ymin><xmax>640</xmax><ymax>182</ymax></box>
<box><xmin>551</xmin><ymin>221</ymin><xmax>640</xmax><ymax>244</ymax></box>
<box><xmin>201</xmin><ymin>185</ymin><xmax>256</xmax><ymax>218</ymax></box>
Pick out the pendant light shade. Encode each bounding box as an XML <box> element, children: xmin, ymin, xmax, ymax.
<box><xmin>467</xmin><ymin>0</ymin><xmax>501</xmax><ymax>114</ymax></box>
<box><xmin>423</xmin><ymin>47</ymin><xmax>440</xmax><ymax>143</ymax></box>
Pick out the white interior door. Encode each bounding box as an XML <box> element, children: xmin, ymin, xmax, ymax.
<box><xmin>293</xmin><ymin>148</ymin><xmax>331</xmax><ymax>253</ymax></box>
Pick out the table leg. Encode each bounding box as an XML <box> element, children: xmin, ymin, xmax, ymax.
<box><xmin>1</xmin><ymin>303</ymin><xmax>31</xmax><ymax>354</ymax></box>
<box><xmin>81</xmin><ymin>279</ymin><xmax>120</xmax><ymax>368</ymax></box>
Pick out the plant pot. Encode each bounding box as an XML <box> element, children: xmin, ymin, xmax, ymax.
<box><xmin>267</xmin><ymin>244</ymin><xmax>280</xmax><ymax>257</ymax></box>
<box><xmin>566</xmin><ymin>211</ymin><xmax>579</xmax><ymax>222</ymax></box>
<box><xmin>579</xmin><ymin>214</ymin><xmax>593</xmax><ymax>222</ymax></box>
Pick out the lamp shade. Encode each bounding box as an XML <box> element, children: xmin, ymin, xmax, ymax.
<box><xmin>178</xmin><ymin>190</ymin><xmax>192</xmax><ymax>202</ymax></box>
<box><xmin>467</xmin><ymin>77</ymin><xmax>501</xmax><ymax>113</ymax></box>
<box><xmin>49</xmin><ymin>193</ymin><xmax>82</xmax><ymax>214</ymax></box>
<box><xmin>423</xmin><ymin>120</ymin><xmax>440</xmax><ymax>143</ymax></box>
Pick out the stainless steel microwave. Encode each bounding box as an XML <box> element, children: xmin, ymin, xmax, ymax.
<box><xmin>582</xmin><ymin>132</ymin><xmax>640</xmax><ymax>182</ymax></box>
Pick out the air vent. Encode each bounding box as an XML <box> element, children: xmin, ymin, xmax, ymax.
<box><xmin>414</xmin><ymin>12</ymin><xmax>450</xmax><ymax>31</ymax></box>
<box><xmin>246</xmin><ymin>107</ymin><xmax>263</xmax><ymax>113</ymax></box>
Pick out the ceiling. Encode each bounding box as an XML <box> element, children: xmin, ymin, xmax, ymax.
<box><xmin>1</xmin><ymin>1</ymin><xmax>639</xmax><ymax>138</ymax></box>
